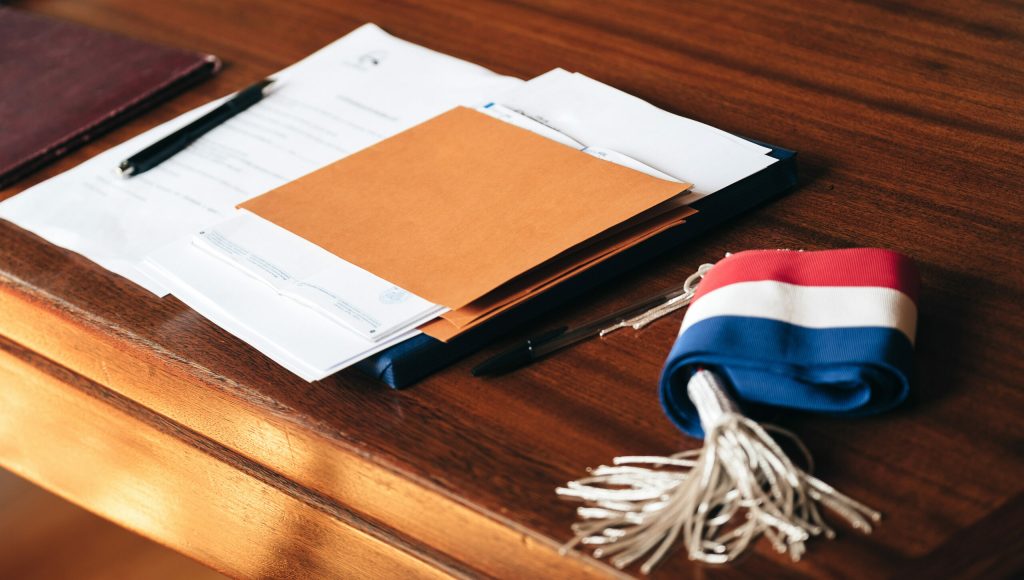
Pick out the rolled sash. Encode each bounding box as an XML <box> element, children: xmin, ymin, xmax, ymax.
<box><xmin>660</xmin><ymin>248</ymin><xmax>920</xmax><ymax>437</ymax></box>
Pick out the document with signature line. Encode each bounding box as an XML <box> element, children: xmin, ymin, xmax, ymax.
<box><xmin>192</xmin><ymin>210</ymin><xmax>445</xmax><ymax>342</ymax></box>
<box><xmin>143</xmin><ymin>238</ymin><xmax>419</xmax><ymax>381</ymax></box>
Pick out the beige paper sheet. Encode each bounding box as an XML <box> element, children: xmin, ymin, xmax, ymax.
<box><xmin>241</xmin><ymin>107</ymin><xmax>690</xmax><ymax>309</ymax></box>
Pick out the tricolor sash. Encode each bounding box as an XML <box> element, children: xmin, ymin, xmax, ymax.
<box><xmin>661</xmin><ymin>248</ymin><xmax>920</xmax><ymax>437</ymax></box>
<box><xmin>559</xmin><ymin>248</ymin><xmax>921</xmax><ymax>571</ymax></box>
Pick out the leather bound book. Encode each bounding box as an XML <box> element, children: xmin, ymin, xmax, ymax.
<box><xmin>0</xmin><ymin>8</ymin><xmax>220</xmax><ymax>188</ymax></box>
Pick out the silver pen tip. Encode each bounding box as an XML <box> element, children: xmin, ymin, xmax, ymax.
<box><xmin>116</xmin><ymin>162</ymin><xmax>136</xmax><ymax>178</ymax></box>
<box><xmin>260</xmin><ymin>78</ymin><xmax>278</xmax><ymax>95</ymax></box>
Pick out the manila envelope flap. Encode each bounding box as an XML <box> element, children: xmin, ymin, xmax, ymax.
<box><xmin>421</xmin><ymin>217</ymin><xmax>688</xmax><ymax>342</ymax></box>
<box><xmin>241</xmin><ymin>106</ymin><xmax>690</xmax><ymax>309</ymax></box>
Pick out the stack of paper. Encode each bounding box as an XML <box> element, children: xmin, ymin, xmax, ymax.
<box><xmin>0</xmin><ymin>24</ymin><xmax>779</xmax><ymax>382</ymax></box>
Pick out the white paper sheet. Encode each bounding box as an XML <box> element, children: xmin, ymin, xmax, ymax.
<box><xmin>142</xmin><ymin>241</ymin><xmax>417</xmax><ymax>381</ymax></box>
<box><xmin>496</xmin><ymin>68</ymin><xmax>777</xmax><ymax>196</ymax></box>
<box><xmin>193</xmin><ymin>210</ymin><xmax>445</xmax><ymax>342</ymax></box>
<box><xmin>0</xmin><ymin>23</ymin><xmax>523</xmax><ymax>295</ymax></box>
<box><xmin>478</xmin><ymin>103</ymin><xmax>684</xmax><ymax>182</ymax></box>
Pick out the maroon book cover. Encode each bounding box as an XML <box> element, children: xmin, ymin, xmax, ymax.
<box><xmin>0</xmin><ymin>8</ymin><xmax>220</xmax><ymax>188</ymax></box>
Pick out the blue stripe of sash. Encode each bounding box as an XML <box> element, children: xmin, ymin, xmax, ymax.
<box><xmin>659</xmin><ymin>316</ymin><xmax>914</xmax><ymax>438</ymax></box>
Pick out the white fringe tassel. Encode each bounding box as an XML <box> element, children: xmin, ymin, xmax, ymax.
<box><xmin>556</xmin><ymin>370</ymin><xmax>881</xmax><ymax>573</ymax></box>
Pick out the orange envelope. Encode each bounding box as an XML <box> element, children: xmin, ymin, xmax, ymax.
<box><xmin>241</xmin><ymin>107</ymin><xmax>690</xmax><ymax>310</ymax></box>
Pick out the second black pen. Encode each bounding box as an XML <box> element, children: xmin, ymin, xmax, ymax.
<box><xmin>117</xmin><ymin>78</ymin><xmax>276</xmax><ymax>178</ymax></box>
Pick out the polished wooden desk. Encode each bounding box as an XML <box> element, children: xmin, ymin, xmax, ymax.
<box><xmin>1</xmin><ymin>0</ymin><xmax>1022</xmax><ymax>577</ymax></box>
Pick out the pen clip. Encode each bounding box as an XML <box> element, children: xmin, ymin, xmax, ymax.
<box><xmin>599</xmin><ymin>263</ymin><xmax>714</xmax><ymax>337</ymax></box>
<box><xmin>602</xmin><ymin>293</ymin><xmax>692</xmax><ymax>335</ymax></box>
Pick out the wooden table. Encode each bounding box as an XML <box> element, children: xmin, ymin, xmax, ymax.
<box><xmin>1</xmin><ymin>0</ymin><xmax>1022</xmax><ymax>577</ymax></box>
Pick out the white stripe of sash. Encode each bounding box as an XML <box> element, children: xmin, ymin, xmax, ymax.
<box><xmin>679</xmin><ymin>281</ymin><xmax>918</xmax><ymax>344</ymax></box>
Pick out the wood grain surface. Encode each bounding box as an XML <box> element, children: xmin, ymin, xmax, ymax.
<box><xmin>0</xmin><ymin>0</ymin><xmax>1022</xmax><ymax>577</ymax></box>
<box><xmin>0</xmin><ymin>468</ymin><xmax>225</xmax><ymax>579</ymax></box>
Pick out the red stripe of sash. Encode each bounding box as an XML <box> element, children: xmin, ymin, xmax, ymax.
<box><xmin>694</xmin><ymin>249</ymin><xmax>920</xmax><ymax>303</ymax></box>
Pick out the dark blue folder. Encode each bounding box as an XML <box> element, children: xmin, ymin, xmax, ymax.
<box><xmin>355</xmin><ymin>142</ymin><xmax>797</xmax><ymax>388</ymax></box>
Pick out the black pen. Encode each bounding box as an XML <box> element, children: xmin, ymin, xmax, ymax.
<box><xmin>117</xmin><ymin>78</ymin><xmax>276</xmax><ymax>177</ymax></box>
<box><xmin>472</xmin><ymin>281</ymin><xmax>696</xmax><ymax>377</ymax></box>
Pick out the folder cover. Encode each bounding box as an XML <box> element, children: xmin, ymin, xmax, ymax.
<box><xmin>0</xmin><ymin>8</ymin><xmax>220</xmax><ymax>188</ymax></box>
